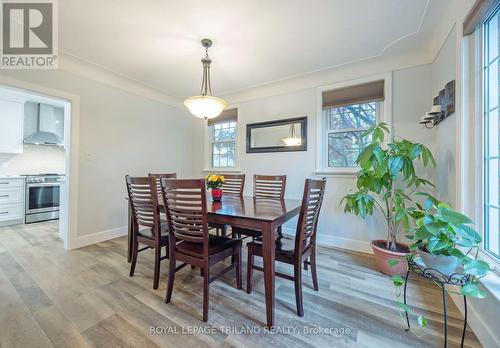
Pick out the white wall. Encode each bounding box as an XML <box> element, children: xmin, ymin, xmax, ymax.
<box><xmin>431</xmin><ymin>29</ymin><xmax>457</xmax><ymax>207</ymax></box>
<box><xmin>198</xmin><ymin>63</ymin><xmax>433</xmax><ymax>252</ymax></box>
<box><xmin>0</xmin><ymin>68</ymin><xmax>197</xmax><ymax>244</ymax></box>
<box><xmin>0</xmin><ymin>145</ymin><xmax>65</xmax><ymax>176</ymax></box>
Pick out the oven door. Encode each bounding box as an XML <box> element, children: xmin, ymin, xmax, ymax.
<box><xmin>26</xmin><ymin>183</ymin><xmax>60</xmax><ymax>214</ymax></box>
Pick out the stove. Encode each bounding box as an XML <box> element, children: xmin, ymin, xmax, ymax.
<box><xmin>22</xmin><ymin>174</ymin><xmax>64</xmax><ymax>223</ymax></box>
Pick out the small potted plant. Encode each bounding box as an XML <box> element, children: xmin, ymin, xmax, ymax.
<box><xmin>205</xmin><ymin>174</ymin><xmax>225</xmax><ymax>201</ymax></box>
<box><xmin>406</xmin><ymin>193</ymin><xmax>490</xmax><ymax>278</ymax></box>
<box><xmin>390</xmin><ymin>195</ymin><xmax>490</xmax><ymax>331</ymax></box>
<box><xmin>341</xmin><ymin>122</ymin><xmax>435</xmax><ymax>275</ymax></box>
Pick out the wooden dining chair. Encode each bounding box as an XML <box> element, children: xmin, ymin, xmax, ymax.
<box><xmin>125</xmin><ymin>176</ymin><xmax>169</xmax><ymax>289</ymax></box>
<box><xmin>209</xmin><ymin>174</ymin><xmax>245</xmax><ymax>236</ymax></box>
<box><xmin>246</xmin><ymin>178</ymin><xmax>326</xmax><ymax>317</ymax></box>
<box><xmin>148</xmin><ymin>173</ymin><xmax>177</xmax><ymax>194</ymax></box>
<box><xmin>231</xmin><ymin>174</ymin><xmax>286</xmax><ymax>239</ymax></box>
<box><xmin>161</xmin><ymin>178</ymin><xmax>242</xmax><ymax>322</ymax></box>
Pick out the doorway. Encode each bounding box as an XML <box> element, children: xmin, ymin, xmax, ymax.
<box><xmin>0</xmin><ymin>79</ymin><xmax>77</xmax><ymax>249</ymax></box>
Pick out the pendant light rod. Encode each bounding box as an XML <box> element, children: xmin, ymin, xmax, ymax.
<box><xmin>200</xmin><ymin>39</ymin><xmax>213</xmax><ymax>96</ymax></box>
<box><xmin>184</xmin><ymin>38</ymin><xmax>228</xmax><ymax>120</ymax></box>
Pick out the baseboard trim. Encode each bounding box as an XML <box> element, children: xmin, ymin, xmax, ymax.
<box><xmin>281</xmin><ymin>227</ymin><xmax>372</xmax><ymax>254</ymax></box>
<box><xmin>70</xmin><ymin>225</ymin><xmax>127</xmax><ymax>249</ymax></box>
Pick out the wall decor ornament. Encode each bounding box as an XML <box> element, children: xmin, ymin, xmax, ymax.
<box><xmin>420</xmin><ymin>80</ymin><xmax>455</xmax><ymax>128</ymax></box>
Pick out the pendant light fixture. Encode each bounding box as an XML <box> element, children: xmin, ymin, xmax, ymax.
<box><xmin>184</xmin><ymin>39</ymin><xmax>227</xmax><ymax>119</ymax></box>
<box><xmin>282</xmin><ymin>123</ymin><xmax>302</xmax><ymax>146</ymax></box>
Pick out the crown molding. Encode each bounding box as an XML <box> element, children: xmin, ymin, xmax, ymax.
<box><xmin>58</xmin><ymin>52</ymin><xmax>185</xmax><ymax>110</ymax></box>
<box><xmin>221</xmin><ymin>49</ymin><xmax>430</xmax><ymax>104</ymax></box>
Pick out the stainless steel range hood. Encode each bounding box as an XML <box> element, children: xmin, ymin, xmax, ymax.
<box><xmin>24</xmin><ymin>103</ymin><xmax>64</xmax><ymax>146</ymax></box>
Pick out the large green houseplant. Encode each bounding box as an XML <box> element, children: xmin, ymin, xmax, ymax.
<box><xmin>341</xmin><ymin>122</ymin><xmax>435</xmax><ymax>275</ymax></box>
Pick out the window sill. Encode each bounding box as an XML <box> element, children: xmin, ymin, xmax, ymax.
<box><xmin>202</xmin><ymin>168</ymin><xmax>242</xmax><ymax>174</ymax></box>
<box><xmin>315</xmin><ymin>168</ymin><xmax>358</xmax><ymax>177</ymax></box>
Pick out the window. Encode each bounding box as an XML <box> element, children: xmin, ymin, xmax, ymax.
<box><xmin>210</xmin><ymin>121</ymin><xmax>236</xmax><ymax>167</ymax></box>
<box><xmin>483</xmin><ymin>6</ymin><xmax>500</xmax><ymax>259</ymax></box>
<box><xmin>324</xmin><ymin>102</ymin><xmax>379</xmax><ymax>167</ymax></box>
<box><xmin>207</xmin><ymin>108</ymin><xmax>238</xmax><ymax>168</ymax></box>
<box><xmin>318</xmin><ymin>77</ymin><xmax>388</xmax><ymax>171</ymax></box>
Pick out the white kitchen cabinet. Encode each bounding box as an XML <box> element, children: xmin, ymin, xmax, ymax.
<box><xmin>0</xmin><ymin>178</ymin><xmax>24</xmax><ymax>226</ymax></box>
<box><xmin>0</xmin><ymin>99</ymin><xmax>24</xmax><ymax>154</ymax></box>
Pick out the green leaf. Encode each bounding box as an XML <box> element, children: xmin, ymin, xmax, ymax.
<box><xmin>396</xmin><ymin>301</ymin><xmax>412</xmax><ymax>313</ymax></box>
<box><xmin>460</xmin><ymin>284</ymin><xmax>486</xmax><ymax>298</ymax></box>
<box><xmin>378</xmin><ymin>122</ymin><xmax>390</xmax><ymax>132</ymax></box>
<box><xmin>455</xmin><ymin>224</ymin><xmax>482</xmax><ymax>245</ymax></box>
<box><xmin>463</xmin><ymin>259</ymin><xmax>490</xmax><ymax>277</ymax></box>
<box><xmin>373</xmin><ymin>127</ymin><xmax>384</xmax><ymax>143</ymax></box>
<box><xmin>391</xmin><ymin>275</ymin><xmax>404</xmax><ymax>287</ymax></box>
<box><xmin>414</xmin><ymin>225</ymin><xmax>431</xmax><ymax>240</ymax></box>
<box><xmin>388</xmin><ymin>156</ymin><xmax>404</xmax><ymax>176</ymax></box>
<box><xmin>438</xmin><ymin>208</ymin><xmax>473</xmax><ymax>225</ymax></box>
<box><xmin>417</xmin><ymin>315</ymin><xmax>428</xmax><ymax>327</ymax></box>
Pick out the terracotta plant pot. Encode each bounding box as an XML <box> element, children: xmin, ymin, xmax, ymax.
<box><xmin>417</xmin><ymin>248</ymin><xmax>460</xmax><ymax>275</ymax></box>
<box><xmin>211</xmin><ymin>188</ymin><xmax>223</xmax><ymax>201</ymax></box>
<box><xmin>371</xmin><ymin>240</ymin><xmax>409</xmax><ymax>276</ymax></box>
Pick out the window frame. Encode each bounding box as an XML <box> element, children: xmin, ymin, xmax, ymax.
<box><xmin>204</xmin><ymin>106</ymin><xmax>241</xmax><ymax>172</ymax></box>
<box><xmin>482</xmin><ymin>6</ymin><xmax>500</xmax><ymax>261</ymax></box>
<box><xmin>315</xmin><ymin>73</ymin><xmax>392</xmax><ymax>175</ymax></box>
<box><xmin>209</xmin><ymin>120</ymin><xmax>237</xmax><ymax>169</ymax></box>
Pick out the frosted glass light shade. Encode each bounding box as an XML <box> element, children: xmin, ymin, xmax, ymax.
<box><xmin>184</xmin><ymin>96</ymin><xmax>227</xmax><ymax>119</ymax></box>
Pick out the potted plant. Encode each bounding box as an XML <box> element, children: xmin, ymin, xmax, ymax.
<box><xmin>406</xmin><ymin>193</ymin><xmax>490</xmax><ymax>279</ymax></box>
<box><xmin>341</xmin><ymin>122</ymin><xmax>435</xmax><ymax>275</ymax></box>
<box><xmin>205</xmin><ymin>174</ymin><xmax>225</xmax><ymax>201</ymax></box>
<box><xmin>391</xmin><ymin>194</ymin><xmax>490</xmax><ymax>331</ymax></box>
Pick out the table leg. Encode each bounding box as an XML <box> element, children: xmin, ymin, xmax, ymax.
<box><xmin>262</xmin><ymin>222</ymin><xmax>276</xmax><ymax>328</ymax></box>
<box><xmin>403</xmin><ymin>271</ymin><xmax>410</xmax><ymax>330</ymax></box>
<box><xmin>127</xmin><ymin>203</ymin><xmax>132</xmax><ymax>263</ymax></box>
<box><xmin>461</xmin><ymin>296</ymin><xmax>467</xmax><ymax>348</ymax></box>
<box><xmin>441</xmin><ymin>284</ymin><xmax>448</xmax><ymax>348</ymax></box>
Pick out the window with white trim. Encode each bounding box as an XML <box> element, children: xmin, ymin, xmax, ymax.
<box><xmin>483</xmin><ymin>6</ymin><xmax>500</xmax><ymax>260</ymax></box>
<box><xmin>210</xmin><ymin>120</ymin><xmax>237</xmax><ymax>168</ymax></box>
<box><xmin>319</xmin><ymin>78</ymin><xmax>386</xmax><ymax>171</ymax></box>
<box><xmin>324</xmin><ymin>102</ymin><xmax>380</xmax><ymax>167</ymax></box>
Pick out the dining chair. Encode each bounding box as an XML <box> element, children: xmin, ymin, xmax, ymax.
<box><xmin>148</xmin><ymin>173</ymin><xmax>177</xmax><ymax>194</ymax></box>
<box><xmin>161</xmin><ymin>178</ymin><xmax>242</xmax><ymax>322</ymax></box>
<box><xmin>231</xmin><ymin>174</ymin><xmax>286</xmax><ymax>239</ymax></box>
<box><xmin>209</xmin><ymin>173</ymin><xmax>245</xmax><ymax>237</ymax></box>
<box><xmin>125</xmin><ymin>175</ymin><xmax>169</xmax><ymax>289</ymax></box>
<box><xmin>246</xmin><ymin>178</ymin><xmax>326</xmax><ymax>317</ymax></box>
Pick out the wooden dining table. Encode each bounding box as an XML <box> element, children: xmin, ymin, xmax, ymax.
<box><xmin>126</xmin><ymin>194</ymin><xmax>302</xmax><ymax>327</ymax></box>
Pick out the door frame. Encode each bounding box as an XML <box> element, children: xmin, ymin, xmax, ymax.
<box><xmin>0</xmin><ymin>75</ymin><xmax>80</xmax><ymax>250</ymax></box>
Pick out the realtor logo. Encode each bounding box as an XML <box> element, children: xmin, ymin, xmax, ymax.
<box><xmin>0</xmin><ymin>0</ymin><xmax>58</xmax><ymax>69</ymax></box>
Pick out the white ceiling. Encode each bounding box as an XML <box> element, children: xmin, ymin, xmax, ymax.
<box><xmin>59</xmin><ymin>0</ymin><xmax>461</xmax><ymax>99</ymax></box>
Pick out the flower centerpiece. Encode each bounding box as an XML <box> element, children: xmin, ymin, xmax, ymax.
<box><xmin>205</xmin><ymin>174</ymin><xmax>225</xmax><ymax>201</ymax></box>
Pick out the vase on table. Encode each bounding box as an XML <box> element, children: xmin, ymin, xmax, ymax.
<box><xmin>211</xmin><ymin>188</ymin><xmax>223</xmax><ymax>201</ymax></box>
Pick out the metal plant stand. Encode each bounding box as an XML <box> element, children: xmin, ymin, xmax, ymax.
<box><xmin>403</xmin><ymin>255</ymin><xmax>472</xmax><ymax>348</ymax></box>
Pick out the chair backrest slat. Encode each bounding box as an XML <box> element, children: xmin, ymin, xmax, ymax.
<box><xmin>126</xmin><ymin>176</ymin><xmax>161</xmax><ymax>238</ymax></box>
<box><xmin>253</xmin><ymin>175</ymin><xmax>286</xmax><ymax>199</ymax></box>
<box><xmin>161</xmin><ymin>178</ymin><xmax>208</xmax><ymax>247</ymax></box>
<box><xmin>221</xmin><ymin>174</ymin><xmax>245</xmax><ymax>196</ymax></box>
<box><xmin>295</xmin><ymin>178</ymin><xmax>326</xmax><ymax>253</ymax></box>
<box><xmin>148</xmin><ymin>173</ymin><xmax>177</xmax><ymax>196</ymax></box>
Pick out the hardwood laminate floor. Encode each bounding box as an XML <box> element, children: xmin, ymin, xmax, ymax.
<box><xmin>0</xmin><ymin>221</ymin><xmax>481</xmax><ymax>347</ymax></box>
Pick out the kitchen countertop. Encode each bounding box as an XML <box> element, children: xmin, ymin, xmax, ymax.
<box><xmin>0</xmin><ymin>176</ymin><xmax>25</xmax><ymax>179</ymax></box>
